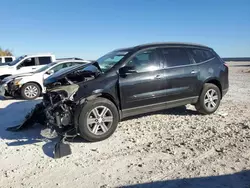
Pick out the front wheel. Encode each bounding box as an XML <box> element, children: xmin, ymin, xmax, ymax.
<box><xmin>21</xmin><ymin>83</ymin><xmax>41</xmax><ymax>100</ymax></box>
<box><xmin>78</xmin><ymin>97</ymin><xmax>119</xmax><ymax>142</ymax></box>
<box><xmin>195</xmin><ymin>83</ymin><xmax>221</xmax><ymax>115</ymax></box>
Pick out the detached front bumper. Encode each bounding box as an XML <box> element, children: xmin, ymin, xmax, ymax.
<box><xmin>7</xmin><ymin>81</ymin><xmax>21</xmax><ymax>96</ymax></box>
<box><xmin>0</xmin><ymin>84</ymin><xmax>7</xmax><ymax>97</ymax></box>
<box><xmin>0</xmin><ymin>80</ymin><xmax>21</xmax><ymax>97</ymax></box>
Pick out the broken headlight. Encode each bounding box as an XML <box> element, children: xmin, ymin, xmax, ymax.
<box><xmin>13</xmin><ymin>78</ymin><xmax>23</xmax><ymax>85</ymax></box>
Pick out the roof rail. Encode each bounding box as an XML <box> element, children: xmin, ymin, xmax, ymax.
<box><xmin>56</xmin><ymin>57</ymin><xmax>83</xmax><ymax>61</ymax></box>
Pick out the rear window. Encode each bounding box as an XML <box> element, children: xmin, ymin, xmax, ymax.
<box><xmin>5</xmin><ymin>57</ymin><xmax>13</xmax><ymax>62</ymax></box>
<box><xmin>190</xmin><ymin>49</ymin><xmax>214</xmax><ymax>63</ymax></box>
<box><xmin>38</xmin><ymin>57</ymin><xmax>51</xmax><ymax>65</ymax></box>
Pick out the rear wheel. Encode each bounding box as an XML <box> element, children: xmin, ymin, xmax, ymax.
<box><xmin>195</xmin><ymin>83</ymin><xmax>221</xmax><ymax>114</ymax></box>
<box><xmin>78</xmin><ymin>97</ymin><xmax>119</xmax><ymax>142</ymax></box>
<box><xmin>21</xmin><ymin>83</ymin><xmax>41</xmax><ymax>100</ymax></box>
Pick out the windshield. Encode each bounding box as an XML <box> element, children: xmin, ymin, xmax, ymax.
<box><xmin>48</xmin><ymin>64</ymin><xmax>83</xmax><ymax>79</ymax></box>
<box><xmin>8</xmin><ymin>55</ymin><xmax>26</xmax><ymax>66</ymax></box>
<box><xmin>34</xmin><ymin>62</ymin><xmax>57</xmax><ymax>73</ymax></box>
<box><xmin>96</xmin><ymin>51</ymin><xmax>129</xmax><ymax>72</ymax></box>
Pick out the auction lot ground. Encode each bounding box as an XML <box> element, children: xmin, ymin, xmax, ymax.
<box><xmin>0</xmin><ymin>62</ymin><xmax>250</xmax><ymax>188</ymax></box>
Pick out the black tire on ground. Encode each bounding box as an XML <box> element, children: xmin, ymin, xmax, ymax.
<box><xmin>20</xmin><ymin>83</ymin><xmax>41</xmax><ymax>100</ymax></box>
<box><xmin>78</xmin><ymin>97</ymin><xmax>119</xmax><ymax>142</ymax></box>
<box><xmin>195</xmin><ymin>83</ymin><xmax>221</xmax><ymax>115</ymax></box>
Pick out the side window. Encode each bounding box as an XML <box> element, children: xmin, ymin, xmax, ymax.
<box><xmin>190</xmin><ymin>49</ymin><xmax>214</xmax><ymax>63</ymax></box>
<box><xmin>65</xmin><ymin>62</ymin><xmax>75</xmax><ymax>67</ymax></box>
<box><xmin>38</xmin><ymin>57</ymin><xmax>51</xmax><ymax>65</ymax></box>
<box><xmin>19</xmin><ymin>57</ymin><xmax>36</xmax><ymax>67</ymax></box>
<box><xmin>161</xmin><ymin>48</ymin><xmax>191</xmax><ymax>67</ymax></box>
<box><xmin>70</xmin><ymin>62</ymin><xmax>83</xmax><ymax>66</ymax></box>
<box><xmin>126</xmin><ymin>50</ymin><xmax>160</xmax><ymax>72</ymax></box>
<box><xmin>50</xmin><ymin>64</ymin><xmax>65</xmax><ymax>73</ymax></box>
<box><xmin>5</xmin><ymin>57</ymin><xmax>13</xmax><ymax>62</ymax></box>
<box><xmin>0</xmin><ymin>58</ymin><xmax>2</xmax><ymax>63</ymax></box>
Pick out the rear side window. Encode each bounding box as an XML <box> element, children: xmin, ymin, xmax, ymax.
<box><xmin>38</xmin><ymin>57</ymin><xmax>51</xmax><ymax>65</ymax></box>
<box><xmin>190</xmin><ymin>49</ymin><xmax>214</xmax><ymax>63</ymax></box>
<box><xmin>5</xmin><ymin>57</ymin><xmax>13</xmax><ymax>62</ymax></box>
<box><xmin>161</xmin><ymin>48</ymin><xmax>191</xmax><ymax>67</ymax></box>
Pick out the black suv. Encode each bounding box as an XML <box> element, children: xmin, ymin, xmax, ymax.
<box><xmin>40</xmin><ymin>42</ymin><xmax>228</xmax><ymax>142</ymax></box>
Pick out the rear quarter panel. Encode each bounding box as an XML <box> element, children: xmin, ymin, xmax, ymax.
<box><xmin>197</xmin><ymin>57</ymin><xmax>228</xmax><ymax>93</ymax></box>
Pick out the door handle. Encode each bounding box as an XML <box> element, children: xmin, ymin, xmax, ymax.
<box><xmin>155</xmin><ymin>75</ymin><xmax>161</xmax><ymax>79</ymax></box>
<box><xmin>32</xmin><ymin>68</ymin><xmax>36</xmax><ymax>70</ymax></box>
<box><xmin>191</xmin><ymin>70</ymin><xmax>198</xmax><ymax>74</ymax></box>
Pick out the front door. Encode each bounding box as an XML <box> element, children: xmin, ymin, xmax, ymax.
<box><xmin>119</xmin><ymin>49</ymin><xmax>167</xmax><ymax>116</ymax></box>
<box><xmin>16</xmin><ymin>57</ymin><xmax>38</xmax><ymax>73</ymax></box>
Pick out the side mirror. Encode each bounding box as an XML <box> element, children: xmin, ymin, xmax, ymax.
<box><xmin>119</xmin><ymin>66</ymin><xmax>137</xmax><ymax>75</ymax></box>
<box><xmin>46</xmin><ymin>69</ymin><xmax>54</xmax><ymax>75</ymax></box>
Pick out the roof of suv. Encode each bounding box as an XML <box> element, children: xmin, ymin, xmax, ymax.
<box><xmin>116</xmin><ymin>42</ymin><xmax>212</xmax><ymax>52</ymax></box>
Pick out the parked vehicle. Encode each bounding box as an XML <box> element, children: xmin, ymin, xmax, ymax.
<box><xmin>0</xmin><ymin>59</ymin><xmax>90</xmax><ymax>99</ymax></box>
<box><xmin>7</xmin><ymin>42</ymin><xmax>229</xmax><ymax>157</ymax></box>
<box><xmin>0</xmin><ymin>56</ymin><xmax>16</xmax><ymax>64</ymax></box>
<box><xmin>0</xmin><ymin>54</ymin><xmax>56</xmax><ymax>80</ymax></box>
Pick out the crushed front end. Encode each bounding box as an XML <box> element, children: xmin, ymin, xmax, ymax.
<box><xmin>6</xmin><ymin>62</ymin><xmax>99</xmax><ymax>158</ymax></box>
<box><xmin>43</xmin><ymin>84</ymin><xmax>80</xmax><ymax>136</ymax></box>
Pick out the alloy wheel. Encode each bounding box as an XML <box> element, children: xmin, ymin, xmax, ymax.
<box><xmin>24</xmin><ymin>85</ymin><xmax>38</xmax><ymax>98</ymax></box>
<box><xmin>87</xmin><ymin>106</ymin><xmax>113</xmax><ymax>135</ymax></box>
<box><xmin>204</xmin><ymin>89</ymin><xmax>219</xmax><ymax>110</ymax></box>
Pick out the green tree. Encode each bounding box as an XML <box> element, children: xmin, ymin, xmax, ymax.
<box><xmin>0</xmin><ymin>47</ymin><xmax>13</xmax><ymax>56</ymax></box>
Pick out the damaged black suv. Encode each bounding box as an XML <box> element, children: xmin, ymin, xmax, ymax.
<box><xmin>24</xmin><ymin>43</ymin><xmax>229</xmax><ymax>142</ymax></box>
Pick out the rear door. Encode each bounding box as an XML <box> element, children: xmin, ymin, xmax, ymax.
<box><xmin>36</xmin><ymin>56</ymin><xmax>52</xmax><ymax>70</ymax></box>
<box><xmin>119</xmin><ymin>48</ymin><xmax>167</xmax><ymax>111</ymax></box>
<box><xmin>159</xmin><ymin>47</ymin><xmax>199</xmax><ymax>101</ymax></box>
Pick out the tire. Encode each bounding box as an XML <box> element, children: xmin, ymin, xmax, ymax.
<box><xmin>21</xmin><ymin>83</ymin><xmax>41</xmax><ymax>100</ymax></box>
<box><xmin>78</xmin><ymin>97</ymin><xmax>119</xmax><ymax>142</ymax></box>
<box><xmin>195</xmin><ymin>83</ymin><xmax>221</xmax><ymax>115</ymax></box>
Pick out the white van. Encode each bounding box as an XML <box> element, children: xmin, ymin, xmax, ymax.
<box><xmin>0</xmin><ymin>54</ymin><xmax>56</xmax><ymax>80</ymax></box>
<box><xmin>0</xmin><ymin>56</ymin><xmax>16</xmax><ymax>63</ymax></box>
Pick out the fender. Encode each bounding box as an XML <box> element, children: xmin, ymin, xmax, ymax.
<box><xmin>75</xmin><ymin>89</ymin><xmax>121</xmax><ymax>127</ymax></box>
<box><xmin>201</xmin><ymin>77</ymin><xmax>222</xmax><ymax>96</ymax></box>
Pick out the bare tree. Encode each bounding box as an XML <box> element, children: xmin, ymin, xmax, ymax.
<box><xmin>0</xmin><ymin>47</ymin><xmax>13</xmax><ymax>56</ymax></box>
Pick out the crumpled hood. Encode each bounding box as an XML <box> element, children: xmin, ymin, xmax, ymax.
<box><xmin>47</xmin><ymin>84</ymin><xmax>79</xmax><ymax>98</ymax></box>
<box><xmin>44</xmin><ymin>61</ymin><xmax>100</xmax><ymax>87</ymax></box>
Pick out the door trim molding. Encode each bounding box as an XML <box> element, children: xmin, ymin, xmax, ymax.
<box><xmin>121</xmin><ymin>96</ymin><xmax>198</xmax><ymax>119</ymax></box>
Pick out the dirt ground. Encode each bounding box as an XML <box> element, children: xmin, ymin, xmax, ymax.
<box><xmin>0</xmin><ymin>62</ymin><xmax>250</xmax><ymax>188</ymax></box>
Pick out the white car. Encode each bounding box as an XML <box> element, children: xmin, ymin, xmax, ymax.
<box><xmin>0</xmin><ymin>56</ymin><xmax>16</xmax><ymax>64</ymax></box>
<box><xmin>0</xmin><ymin>54</ymin><xmax>56</xmax><ymax>80</ymax></box>
<box><xmin>0</xmin><ymin>59</ymin><xmax>90</xmax><ymax>99</ymax></box>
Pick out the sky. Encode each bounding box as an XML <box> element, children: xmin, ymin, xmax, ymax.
<box><xmin>1</xmin><ymin>0</ymin><xmax>250</xmax><ymax>59</ymax></box>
